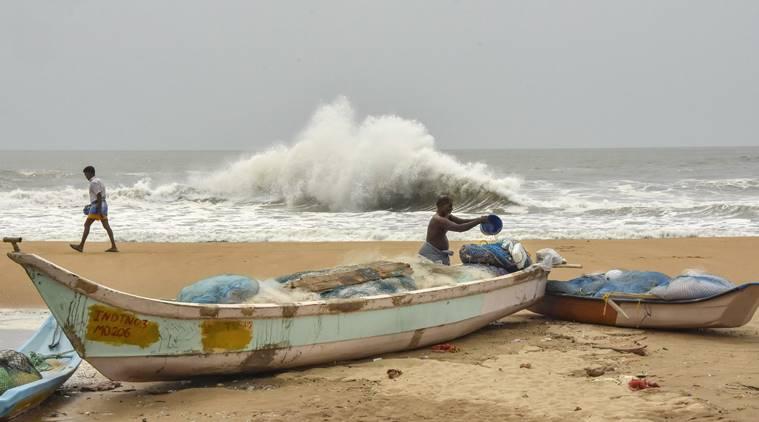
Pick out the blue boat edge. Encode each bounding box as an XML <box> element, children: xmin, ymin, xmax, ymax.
<box><xmin>0</xmin><ymin>316</ymin><xmax>82</xmax><ymax>421</ymax></box>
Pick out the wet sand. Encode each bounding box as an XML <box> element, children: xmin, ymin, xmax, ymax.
<box><xmin>2</xmin><ymin>238</ymin><xmax>758</xmax><ymax>421</ymax></box>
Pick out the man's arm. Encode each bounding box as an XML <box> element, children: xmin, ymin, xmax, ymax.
<box><xmin>436</xmin><ymin>215</ymin><xmax>488</xmax><ymax>233</ymax></box>
<box><xmin>448</xmin><ymin>215</ymin><xmax>481</xmax><ymax>224</ymax></box>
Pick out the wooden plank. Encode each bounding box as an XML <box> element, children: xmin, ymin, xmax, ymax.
<box><xmin>285</xmin><ymin>261</ymin><xmax>413</xmax><ymax>292</ymax></box>
<box><xmin>552</xmin><ymin>263</ymin><xmax>583</xmax><ymax>268</ymax></box>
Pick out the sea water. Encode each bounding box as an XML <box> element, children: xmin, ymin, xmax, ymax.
<box><xmin>1</xmin><ymin>100</ymin><xmax>757</xmax><ymax>242</ymax></box>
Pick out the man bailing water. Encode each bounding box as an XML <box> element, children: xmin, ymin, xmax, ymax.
<box><xmin>419</xmin><ymin>195</ymin><xmax>488</xmax><ymax>265</ymax></box>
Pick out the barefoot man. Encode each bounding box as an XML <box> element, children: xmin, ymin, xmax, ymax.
<box><xmin>419</xmin><ymin>195</ymin><xmax>487</xmax><ymax>265</ymax></box>
<box><xmin>70</xmin><ymin>166</ymin><xmax>118</xmax><ymax>253</ymax></box>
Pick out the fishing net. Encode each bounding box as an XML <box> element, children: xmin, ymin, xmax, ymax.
<box><xmin>547</xmin><ymin>270</ymin><xmax>735</xmax><ymax>300</ymax></box>
<box><xmin>27</xmin><ymin>351</ymin><xmax>54</xmax><ymax>372</ymax></box>
<box><xmin>177</xmin><ymin>274</ymin><xmax>260</xmax><ymax>304</ymax></box>
<box><xmin>459</xmin><ymin>240</ymin><xmax>532</xmax><ymax>272</ymax></box>
<box><xmin>546</xmin><ymin>271</ymin><xmax>670</xmax><ymax>297</ymax></box>
<box><xmin>0</xmin><ymin>350</ymin><xmax>42</xmax><ymax>394</ymax></box>
<box><xmin>594</xmin><ymin>271</ymin><xmax>671</xmax><ymax>297</ymax></box>
<box><xmin>649</xmin><ymin>273</ymin><xmax>734</xmax><ymax>300</ymax></box>
<box><xmin>320</xmin><ymin>276</ymin><xmax>418</xmax><ymax>299</ymax></box>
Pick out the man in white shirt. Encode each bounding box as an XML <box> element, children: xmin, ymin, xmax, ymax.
<box><xmin>70</xmin><ymin>166</ymin><xmax>118</xmax><ymax>252</ymax></box>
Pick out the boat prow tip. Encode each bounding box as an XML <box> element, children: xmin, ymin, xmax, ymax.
<box><xmin>3</xmin><ymin>236</ymin><xmax>23</xmax><ymax>252</ymax></box>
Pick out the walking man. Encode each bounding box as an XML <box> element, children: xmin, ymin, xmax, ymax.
<box><xmin>70</xmin><ymin>166</ymin><xmax>118</xmax><ymax>252</ymax></box>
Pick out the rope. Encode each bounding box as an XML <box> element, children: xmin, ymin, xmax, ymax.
<box><xmin>602</xmin><ymin>294</ymin><xmax>609</xmax><ymax>316</ymax></box>
<box><xmin>48</xmin><ymin>323</ymin><xmax>62</xmax><ymax>349</ymax></box>
<box><xmin>598</xmin><ymin>291</ymin><xmax>658</xmax><ymax>300</ymax></box>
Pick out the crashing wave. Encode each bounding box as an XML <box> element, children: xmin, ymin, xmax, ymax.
<box><xmin>197</xmin><ymin>97</ymin><xmax>521</xmax><ymax>212</ymax></box>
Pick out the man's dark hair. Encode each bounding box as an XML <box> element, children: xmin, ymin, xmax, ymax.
<box><xmin>83</xmin><ymin>166</ymin><xmax>95</xmax><ymax>175</ymax></box>
<box><xmin>436</xmin><ymin>195</ymin><xmax>452</xmax><ymax>208</ymax></box>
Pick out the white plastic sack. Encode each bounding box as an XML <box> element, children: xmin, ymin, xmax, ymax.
<box><xmin>536</xmin><ymin>248</ymin><xmax>566</xmax><ymax>268</ymax></box>
<box><xmin>503</xmin><ymin>240</ymin><xmax>530</xmax><ymax>270</ymax></box>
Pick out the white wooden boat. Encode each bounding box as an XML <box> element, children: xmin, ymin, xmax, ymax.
<box><xmin>529</xmin><ymin>283</ymin><xmax>759</xmax><ymax>329</ymax></box>
<box><xmin>7</xmin><ymin>251</ymin><xmax>548</xmax><ymax>381</ymax></box>
<box><xmin>0</xmin><ymin>316</ymin><xmax>81</xmax><ymax>421</ymax></box>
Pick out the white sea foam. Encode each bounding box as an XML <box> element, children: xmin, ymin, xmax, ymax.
<box><xmin>196</xmin><ymin>97</ymin><xmax>521</xmax><ymax>211</ymax></box>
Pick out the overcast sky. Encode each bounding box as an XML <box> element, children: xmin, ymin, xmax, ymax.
<box><xmin>1</xmin><ymin>0</ymin><xmax>758</xmax><ymax>150</ymax></box>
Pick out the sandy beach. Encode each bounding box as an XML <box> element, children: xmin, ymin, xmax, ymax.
<box><xmin>3</xmin><ymin>238</ymin><xmax>758</xmax><ymax>308</ymax></box>
<box><xmin>2</xmin><ymin>238</ymin><xmax>758</xmax><ymax>421</ymax></box>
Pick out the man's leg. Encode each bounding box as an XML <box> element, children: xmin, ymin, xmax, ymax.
<box><xmin>101</xmin><ymin>219</ymin><xmax>118</xmax><ymax>252</ymax></box>
<box><xmin>70</xmin><ymin>219</ymin><xmax>94</xmax><ymax>252</ymax></box>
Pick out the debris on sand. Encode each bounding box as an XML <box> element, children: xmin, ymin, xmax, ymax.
<box><xmin>585</xmin><ymin>367</ymin><xmax>606</xmax><ymax>377</ymax></box>
<box><xmin>629</xmin><ymin>377</ymin><xmax>660</xmax><ymax>391</ymax></box>
<box><xmin>76</xmin><ymin>381</ymin><xmax>122</xmax><ymax>392</ymax></box>
<box><xmin>387</xmin><ymin>369</ymin><xmax>403</xmax><ymax>379</ymax></box>
<box><xmin>593</xmin><ymin>344</ymin><xmax>648</xmax><ymax>356</ymax></box>
<box><xmin>431</xmin><ymin>343</ymin><xmax>460</xmax><ymax>353</ymax></box>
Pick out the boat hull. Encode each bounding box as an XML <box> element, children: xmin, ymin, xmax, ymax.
<box><xmin>89</xmin><ymin>303</ymin><xmax>525</xmax><ymax>381</ymax></box>
<box><xmin>9</xmin><ymin>252</ymin><xmax>547</xmax><ymax>381</ymax></box>
<box><xmin>529</xmin><ymin>283</ymin><xmax>759</xmax><ymax>329</ymax></box>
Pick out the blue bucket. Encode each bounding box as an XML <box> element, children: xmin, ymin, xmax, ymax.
<box><xmin>480</xmin><ymin>214</ymin><xmax>502</xmax><ymax>235</ymax></box>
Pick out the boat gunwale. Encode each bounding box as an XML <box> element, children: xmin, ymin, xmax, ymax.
<box><xmin>543</xmin><ymin>282</ymin><xmax>759</xmax><ymax>305</ymax></box>
<box><xmin>8</xmin><ymin>252</ymin><xmax>549</xmax><ymax>320</ymax></box>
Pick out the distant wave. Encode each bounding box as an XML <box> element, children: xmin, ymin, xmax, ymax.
<box><xmin>196</xmin><ymin>97</ymin><xmax>521</xmax><ymax>212</ymax></box>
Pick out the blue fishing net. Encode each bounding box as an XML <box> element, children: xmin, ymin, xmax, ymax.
<box><xmin>546</xmin><ymin>274</ymin><xmax>608</xmax><ymax>296</ymax></box>
<box><xmin>547</xmin><ymin>270</ymin><xmax>736</xmax><ymax>300</ymax></box>
<box><xmin>459</xmin><ymin>243</ymin><xmax>520</xmax><ymax>271</ymax></box>
<box><xmin>594</xmin><ymin>271</ymin><xmax>671</xmax><ymax>297</ymax></box>
<box><xmin>547</xmin><ymin>271</ymin><xmax>670</xmax><ymax>297</ymax></box>
<box><xmin>320</xmin><ymin>276</ymin><xmax>418</xmax><ymax>299</ymax></box>
<box><xmin>177</xmin><ymin>274</ymin><xmax>260</xmax><ymax>304</ymax></box>
<box><xmin>649</xmin><ymin>274</ymin><xmax>734</xmax><ymax>300</ymax></box>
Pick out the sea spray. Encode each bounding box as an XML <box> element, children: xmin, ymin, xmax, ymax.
<box><xmin>197</xmin><ymin>97</ymin><xmax>521</xmax><ymax>211</ymax></box>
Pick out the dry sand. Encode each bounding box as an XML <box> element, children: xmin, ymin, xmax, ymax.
<box><xmin>2</xmin><ymin>238</ymin><xmax>758</xmax><ymax>421</ymax></box>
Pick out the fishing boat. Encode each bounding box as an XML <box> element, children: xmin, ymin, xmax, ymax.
<box><xmin>6</xmin><ymin>249</ymin><xmax>548</xmax><ymax>382</ymax></box>
<box><xmin>529</xmin><ymin>283</ymin><xmax>759</xmax><ymax>329</ymax></box>
<box><xmin>0</xmin><ymin>316</ymin><xmax>81</xmax><ymax>421</ymax></box>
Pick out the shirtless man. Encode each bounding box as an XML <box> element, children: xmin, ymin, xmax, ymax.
<box><xmin>418</xmin><ymin>195</ymin><xmax>488</xmax><ymax>265</ymax></box>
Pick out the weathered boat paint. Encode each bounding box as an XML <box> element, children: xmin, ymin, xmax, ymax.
<box><xmin>530</xmin><ymin>283</ymin><xmax>759</xmax><ymax>329</ymax></box>
<box><xmin>85</xmin><ymin>304</ymin><xmax>160</xmax><ymax>348</ymax></box>
<box><xmin>8</xmin><ymin>252</ymin><xmax>548</xmax><ymax>381</ymax></box>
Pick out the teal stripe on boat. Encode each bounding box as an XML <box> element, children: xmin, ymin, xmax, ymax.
<box><xmin>252</xmin><ymin>295</ymin><xmax>484</xmax><ymax>348</ymax></box>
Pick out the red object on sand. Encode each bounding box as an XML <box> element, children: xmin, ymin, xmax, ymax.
<box><xmin>431</xmin><ymin>343</ymin><xmax>460</xmax><ymax>353</ymax></box>
<box><xmin>628</xmin><ymin>378</ymin><xmax>660</xmax><ymax>390</ymax></box>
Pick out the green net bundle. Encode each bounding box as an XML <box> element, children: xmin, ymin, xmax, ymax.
<box><xmin>0</xmin><ymin>350</ymin><xmax>42</xmax><ymax>394</ymax></box>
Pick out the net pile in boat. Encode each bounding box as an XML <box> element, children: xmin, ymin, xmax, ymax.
<box><xmin>0</xmin><ymin>350</ymin><xmax>42</xmax><ymax>394</ymax></box>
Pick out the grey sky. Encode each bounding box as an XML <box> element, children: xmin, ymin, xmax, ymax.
<box><xmin>1</xmin><ymin>0</ymin><xmax>758</xmax><ymax>150</ymax></box>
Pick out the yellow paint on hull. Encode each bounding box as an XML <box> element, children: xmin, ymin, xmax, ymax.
<box><xmin>201</xmin><ymin>320</ymin><xmax>253</xmax><ymax>352</ymax></box>
<box><xmin>85</xmin><ymin>304</ymin><xmax>160</xmax><ymax>348</ymax></box>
